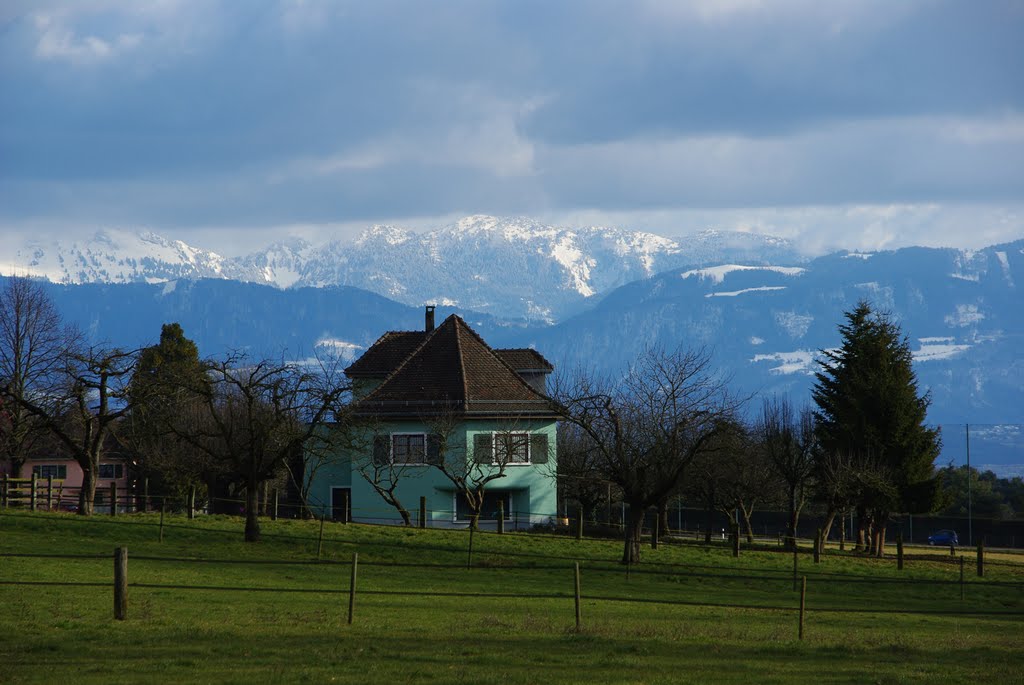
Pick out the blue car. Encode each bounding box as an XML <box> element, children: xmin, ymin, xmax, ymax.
<box><xmin>927</xmin><ymin>530</ymin><xmax>959</xmax><ymax>546</ymax></box>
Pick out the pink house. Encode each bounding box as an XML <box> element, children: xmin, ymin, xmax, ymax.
<box><xmin>2</xmin><ymin>456</ymin><xmax>132</xmax><ymax>511</ymax></box>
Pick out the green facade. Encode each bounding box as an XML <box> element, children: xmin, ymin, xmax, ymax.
<box><xmin>307</xmin><ymin>418</ymin><xmax>557</xmax><ymax>528</ymax></box>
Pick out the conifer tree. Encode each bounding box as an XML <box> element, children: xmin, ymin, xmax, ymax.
<box><xmin>812</xmin><ymin>301</ymin><xmax>941</xmax><ymax>555</ymax></box>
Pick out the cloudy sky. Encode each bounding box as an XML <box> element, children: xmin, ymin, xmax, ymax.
<box><xmin>1</xmin><ymin>0</ymin><xmax>1022</xmax><ymax>256</ymax></box>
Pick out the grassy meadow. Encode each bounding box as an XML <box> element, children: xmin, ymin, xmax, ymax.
<box><xmin>1</xmin><ymin>509</ymin><xmax>1022</xmax><ymax>684</ymax></box>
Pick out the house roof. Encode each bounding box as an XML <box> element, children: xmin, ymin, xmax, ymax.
<box><xmin>351</xmin><ymin>314</ymin><xmax>557</xmax><ymax>419</ymax></box>
<box><xmin>345</xmin><ymin>331</ymin><xmax>426</xmax><ymax>377</ymax></box>
<box><xmin>493</xmin><ymin>348</ymin><xmax>554</xmax><ymax>372</ymax></box>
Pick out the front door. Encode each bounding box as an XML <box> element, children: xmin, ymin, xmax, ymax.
<box><xmin>331</xmin><ymin>487</ymin><xmax>351</xmax><ymax>522</ymax></box>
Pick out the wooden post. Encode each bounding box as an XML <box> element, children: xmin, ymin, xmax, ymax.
<box><xmin>576</xmin><ymin>506</ymin><xmax>584</xmax><ymax>541</ymax></box>
<box><xmin>651</xmin><ymin>514</ymin><xmax>660</xmax><ymax>550</ymax></box>
<box><xmin>188</xmin><ymin>486</ymin><xmax>195</xmax><ymax>520</ymax></box>
<box><xmin>1</xmin><ymin>473</ymin><xmax>7</xmax><ymax>508</ymax></box>
<box><xmin>950</xmin><ymin>542</ymin><xmax>956</xmax><ymax>557</ymax></box>
<box><xmin>419</xmin><ymin>496</ymin><xmax>426</xmax><ymax>529</ymax></box>
<box><xmin>813</xmin><ymin>528</ymin><xmax>821</xmax><ymax>563</ymax></box>
<box><xmin>271</xmin><ymin>489</ymin><xmax>278</xmax><ymax>521</ymax></box>
<box><xmin>798</xmin><ymin>576</ymin><xmax>806</xmax><ymax>640</ymax></box>
<box><xmin>341</xmin><ymin>490</ymin><xmax>349</xmax><ymax>524</ymax></box>
<box><xmin>574</xmin><ymin>562</ymin><xmax>582</xmax><ymax>630</ymax></box>
<box><xmin>839</xmin><ymin>517</ymin><xmax>845</xmax><ymax>551</ymax></box>
<box><xmin>497</xmin><ymin>500</ymin><xmax>504</xmax><ymax>534</ymax></box>
<box><xmin>959</xmin><ymin>555</ymin><xmax>965</xmax><ymax>600</ymax></box>
<box><xmin>347</xmin><ymin>552</ymin><xmax>358</xmax><ymax>625</ymax></box>
<box><xmin>114</xmin><ymin>547</ymin><xmax>128</xmax><ymax>620</ymax></box>
<box><xmin>110</xmin><ymin>482</ymin><xmax>118</xmax><ymax>517</ymax></box>
<box><xmin>30</xmin><ymin>474</ymin><xmax>37</xmax><ymax>512</ymax></box>
<box><xmin>47</xmin><ymin>476</ymin><xmax>53</xmax><ymax>511</ymax></box>
<box><xmin>792</xmin><ymin>546</ymin><xmax>799</xmax><ymax>591</ymax></box>
<box><xmin>896</xmin><ymin>533</ymin><xmax>904</xmax><ymax>571</ymax></box>
<box><xmin>159</xmin><ymin>503</ymin><xmax>165</xmax><ymax>543</ymax></box>
<box><xmin>976</xmin><ymin>540</ymin><xmax>984</xmax><ymax>578</ymax></box>
<box><xmin>143</xmin><ymin>478</ymin><xmax>149</xmax><ymax>513</ymax></box>
<box><xmin>467</xmin><ymin>525</ymin><xmax>475</xmax><ymax>569</ymax></box>
<box><xmin>317</xmin><ymin>515</ymin><xmax>325</xmax><ymax>560</ymax></box>
<box><xmin>732</xmin><ymin>523</ymin><xmax>740</xmax><ymax>558</ymax></box>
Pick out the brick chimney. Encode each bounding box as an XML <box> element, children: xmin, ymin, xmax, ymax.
<box><xmin>425</xmin><ymin>305</ymin><xmax>436</xmax><ymax>332</ymax></box>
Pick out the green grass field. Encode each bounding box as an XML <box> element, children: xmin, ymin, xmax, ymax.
<box><xmin>1</xmin><ymin>510</ymin><xmax>1022</xmax><ymax>684</ymax></box>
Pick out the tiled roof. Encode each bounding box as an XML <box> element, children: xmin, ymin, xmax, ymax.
<box><xmin>352</xmin><ymin>315</ymin><xmax>557</xmax><ymax>418</ymax></box>
<box><xmin>494</xmin><ymin>348</ymin><xmax>554</xmax><ymax>372</ymax></box>
<box><xmin>345</xmin><ymin>331</ymin><xmax>426</xmax><ymax>377</ymax></box>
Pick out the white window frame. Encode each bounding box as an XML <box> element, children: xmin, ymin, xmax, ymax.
<box><xmin>492</xmin><ymin>431</ymin><xmax>531</xmax><ymax>466</ymax></box>
<box><xmin>391</xmin><ymin>432</ymin><xmax>429</xmax><ymax>466</ymax></box>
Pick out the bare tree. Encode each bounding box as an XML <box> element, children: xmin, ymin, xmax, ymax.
<box><xmin>164</xmin><ymin>353</ymin><xmax>348</xmax><ymax>541</ymax></box>
<box><xmin>554</xmin><ymin>347</ymin><xmax>736</xmax><ymax>564</ymax></box>
<box><xmin>715</xmin><ymin>420</ymin><xmax>777</xmax><ymax>544</ymax></box>
<box><xmin>0</xmin><ymin>276</ymin><xmax>80</xmax><ymax>476</ymax></box>
<box><xmin>551</xmin><ymin>422</ymin><xmax>610</xmax><ymax>525</ymax></box>
<box><xmin>756</xmin><ymin>397</ymin><xmax>817</xmax><ymax>549</ymax></box>
<box><xmin>5</xmin><ymin>344</ymin><xmax>136</xmax><ymax>514</ymax></box>
<box><xmin>350</xmin><ymin>421</ymin><xmax>429</xmax><ymax>526</ymax></box>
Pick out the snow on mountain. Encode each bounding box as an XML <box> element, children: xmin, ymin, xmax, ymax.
<box><xmin>1</xmin><ymin>216</ymin><xmax>802</xmax><ymax>321</ymax></box>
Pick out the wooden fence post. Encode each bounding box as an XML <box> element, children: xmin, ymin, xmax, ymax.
<box><xmin>271</xmin><ymin>489</ymin><xmax>279</xmax><ymax>521</ymax></box>
<box><xmin>497</xmin><ymin>500</ymin><xmax>504</xmax><ymax>534</ymax></box>
<box><xmin>143</xmin><ymin>478</ymin><xmax>149</xmax><ymax>513</ymax></box>
<box><xmin>110</xmin><ymin>482</ymin><xmax>118</xmax><ymax>517</ymax></box>
<box><xmin>159</xmin><ymin>503</ymin><xmax>165</xmax><ymax>543</ymax></box>
<box><xmin>959</xmin><ymin>555</ymin><xmax>965</xmax><ymax>600</ymax></box>
<box><xmin>114</xmin><ymin>547</ymin><xmax>128</xmax><ymax>620</ymax></box>
<box><xmin>651</xmin><ymin>515</ymin><xmax>659</xmax><ymax>550</ymax></box>
<box><xmin>317</xmin><ymin>515</ymin><xmax>325</xmax><ymax>560</ymax></box>
<box><xmin>732</xmin><ymin>523</ymin><xmax>740</xmax><ymax>558</ymax></box>
<box><xmin>813</xmin><ymin>528</ymin><xmax>821</xmax><ymax>564</ymax></box>
<box><xmin>896</xmin><ymin>533</ymin><xmax>904</xmax><ymax>571</ymax></box>
<box><xmin>341</xmin><ymin>490</ymin><xmax>349</xmax><ymax>524</ymax></box>
<box><xmin>47</xmin><ymin>476</ymin><xmax>53</xmax><ymax>511</ymax></box>
<box><xmin>348</xmin><ymin>552</ymin><xmax>358</xmax><ymax>625</ymax></box>
<box><xmin>574</xmin><ymin>562</ymin><xmax>582</xmax><ymax>631</ymax></box>
<box><xmin>30</xmin><ymin>474</ymin><xmax>37</xmax><ymax>511</ymax></box>
<box><xmin>798</xmin><ymin>576</ymin><xmax>807</xmax><ymax>640</ymax></box>
<box><xmin>188</xmin><ymin>486</ymin><xmax>196</xmax><ymax>520</ymax></box>
<box><xmin>1</xmin><ymin>473</ymin><xmax>7</xmax><ymax>508</ymax></box>
<box><xmin>576</xmin><ymin>506</ymin><xmax>584</xmax><ymax>541</ymax></box>
<box><xmin>976</xmin><ymin>541</ymin><xmax>985</xmax><ymax>578</ymax></box>
<box><xmin>419</xmin><ymin>496</ymin><xmax>426</xmax><ymax>529</ymax></box>
<box><xmin>467</xmin><ymin>525</ymin><xmax>475</xmax><ymax>569</ymax></box>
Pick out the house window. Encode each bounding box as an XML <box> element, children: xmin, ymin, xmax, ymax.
<box><xmin>392</xmin><ymin>434</ymin><xmax>426</xmax><ymax>465</ymax></box>
<box><xmin>98</xmin><ymin>463</ymin><xmax>124</xmax><ymax>479</ymax></box>
<box><xmin>495</xmin><ymin>433</ymin><xmax>530</xmax><ymax>464</ymax></box>
<box><xmin>32</xmin><ymin>464</ymin><xmax>67</xmax><ymax>479</ymax></box>
<box><xmin>455</xmin><ymin>490</ymin><xmax>512</xmax><ymax>521</ymax></box>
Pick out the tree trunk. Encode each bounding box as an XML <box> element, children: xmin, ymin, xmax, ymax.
<box><xmin>657</xmin><ymin>500</ymin><xmax>670</xmax><ymax>537</ymax></box>
<box><xmin>820</xmin><ymin>509</ymin><xmax>838</xmax><ymax>549</ymax></box>
<box><xmin>244</xmin><ymin>483</ymin><xmax>261</xmax><ymax>542</ymax></box>
<box><xmin>622</xmin><ymin>506</ymin><xmax>644</xmax><ymax>564</ymax></box>
<box><xmin>785</xmin><ymin>485</ymin><xmax>798</xmax><ymax>550</ymax></box>
<box><xmin>855</xmin><ymin>507</ymin><xmax>867</xmax><ymax>552</ymax></box>
<box><xmin>875</xmin><ymin>523</ymin><xmax>887</xmax><ymax>557</ymax></box>
<box><xmin>78</xmin><ymin>461</ymin><xmax>97</xmax><ymax>515</ymax></box>
<box><xmin>398</xmin><ymin>508</ymin><xmax>411</xmax><ymax>526</ymax></box>
<box><xmin>741</xmin><ymin>505</ymin><xmax>755</xmax><ymax>545</ymax></box>
<box><xmin>704</xmin><ymin>498</ymin><xmax>714</xmax><ymax>544</ymax></box>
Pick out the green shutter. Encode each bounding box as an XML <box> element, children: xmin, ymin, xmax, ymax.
<box><xmin>427</xmin><ymin>434</ymin><xmax>443</xmax><ymax>465</ymax></box>
<box><xmin>530</xmin><ymin>434</ymin><xmax>549</xmax><ymax>464</ymax></box>
<box><xmin>473</xmin><ymin>434</ymin><xmax>493</xmax><ymax>464</ymax></box>
<box><xmin>372</xmin><ymin>436</ymin><xmax>389</xmax><ymax>466</ymax></box>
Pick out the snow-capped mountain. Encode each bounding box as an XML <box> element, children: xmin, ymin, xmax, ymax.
<box><xmin>2</xmin><ymin>216</ymin><xmax>801</xmax><ymax>321</ymax></box>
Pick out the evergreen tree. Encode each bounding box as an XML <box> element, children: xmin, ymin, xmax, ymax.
<box><xmin>812</xmin><ymin>301</ymin><xmax>941</xmax><ymax>555</ymax></box>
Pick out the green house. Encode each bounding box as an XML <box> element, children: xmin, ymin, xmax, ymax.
<box><xmin>308</xmin><ymin>307</ymin><xmax>558</xmax><ymax>528</ymax></box>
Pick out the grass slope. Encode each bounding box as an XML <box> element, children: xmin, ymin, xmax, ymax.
<box><xmin>1</xmin><ymin>510</ymin><xmax>1022</xmax><ymax>684</ymax></box>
